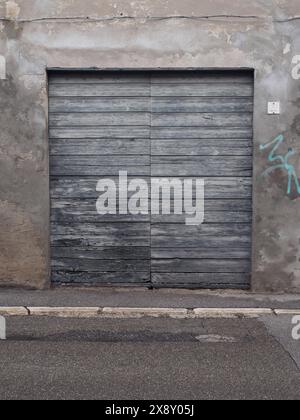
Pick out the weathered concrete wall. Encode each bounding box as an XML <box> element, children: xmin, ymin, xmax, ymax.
<box><xmin>0</xmin><ymin>0</ymin><xmax>300</xmax><ymax>291</ymax></box>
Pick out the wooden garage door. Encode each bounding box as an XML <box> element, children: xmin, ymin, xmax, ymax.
<box><xmin>49</xmin><ymin>70</ymin><xmax>253</xmax><ymax>289</ymax></box>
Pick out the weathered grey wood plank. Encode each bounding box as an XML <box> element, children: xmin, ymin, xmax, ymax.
<box><xmin>52</xmin><ymin>246</ymin><xmax>150</xmax><ymax>260</ymax></box>
<box><xmin>49</xmin><ymin>72</ymin><xmax>151</xmax><ymax>84</ymax></box>
<box><xmin>50</xmin><ymin>127</ymin><xmax>150</xmax><ymax>139</ymax></box>
<box><xmin>49</xmin><ymin>84</ymin><xmax>151</xmax><ymax>97</ymax></box>
<box><xmin>50</xmin><ymin>138</ymin><xmax>150</xmax><ymax>156</ymax></box>
<box><xmin>50</xmin><ymin>177</ymin><xmax>149</xmax><ymax>199</ymax></box>
<box><xmin>151</xmin><ymin>97</ymin><xmax>253</xmax><ymax>113</ymax></box>
<box><xmin>151</xmin><ymin>259</ymin><xmax>251</xmax><ymax>273</ymax></box>
<box><xmin>50</xmin><ymin>71</ymin><xmax>252</xmax><ymax>85</ymax></box>
<box><xmin>52</xmin><ymin>235</ymin><xmax>150</xmax><ymax>248</ymax></box>
<box><xmin>151</xmin><ymin>127</ymin><xmax>253</xmax><ymax>139</ymax></box>
<box><xmin>50</xmin><ymin>165</ymin><xmax>150</xmax><ymax>177</ymax></box>
<box><xmin>52</xmin><ymin>222</ymin><xmax>150</xmax><ymax>247</ymax></box>
<box><xmin>51</xmin><ymin>198</ymin><xmax>253</xmax><ymax>214</ymax></box>
<box><xmin>51</xmin><ymin>211</ymin><xmax>251</xmax><ymax>225</ymax></box>
<box><xmin>151</xmin><ymin>273</ymin><xmax>250</xmax><ymax>288</ymax></box>
<box><xmin>51</xmin><ymin>211</ymin><xmax>150</xmax><ymax>224</ymax></box>
<box><xmin>151</xmin><ymin>156</ymin><xmax>252</xmax><ymax>177</ymax></box>
<box><xmin>151</xmin><ymin>71</ymin><xmax>253</xmax><ymax>84</ymax></box>
<box><xmin>49</xmin><ymin>97</ymin><xmax>150</xmax><ymax>113</ymax></box>
<box><xmin>152</xmin><ymin>212</ymin><xmax>252</xmax><ymax>224</ymax></box>
<box><xmin>151</xmin><ymin>83</ymin><xmax>253</xmax><ymax>97</ymax></box>
<box><xmin>151</xmin><ymin>139</ymin><xmax>252</xmax><ymax>156</ymax></box>
<box><xmin>50</xmin><ymin>155</ymin><xmax>150</xmax><ymax>177</ymax></box>
<box><xmin>49</xmin><ymin>112</ymin><xmax>151</xmax><ymax>127</ymax></box>
<box><xmin>151</xmin><ymin>223</ymin><xmax>252</xmax><ymax>248</ymax></box>
<box><xmin>151</xmin><ymin>113</ymin><xmax>252</xmax><ymax>127</ymax></box>
<box><xmin>52</xmin><ymin>258</ymin><xmax>150</xmax><ymax>272</ymax></box>
<box><xmin>151</xmin><ymin>248</ymin><xmax>251</xmax><ymax>259</ymax></box>
<box><xmin>52</xmin><ymin>271</ymin><xmax>151</xmax><ymax>284</ymax></box>
<box><xmin>50</xmin><ymin>177</ymin><xmax>252</xmax><ymax>199</ymax></box>
<box><xmin>52</xmin><ymin>222</ymin><xmax>150</xmax><ymax>237</ymax></box>
<box><xmin>51</xmin><ymin>155</ymin><xmax>150</xmax><ymax>167</ymax></box>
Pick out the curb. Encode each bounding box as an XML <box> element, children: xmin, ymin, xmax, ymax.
<box><xmin>0</xmin><ymin>306</ymin><xmax>295</xmax><ymax>318</ymax></box>
<box><xmin>28</xmin><ymin>307</ymin><xmax>101</xmax><ymax>317</ymax></box>
<box><xmin>274</xmin><ymin>309</ymin><xmax>300</xmax><ymax>316</ymax></box>
<box><xmin>102</xmin><ymin>307</ymin><xmax>189</xmax><ymax>318</ymax></box>
<box><xmin>193</xmin><ymin>308</ymin><xmax>273</xmax><ymax>318</ymax></box>
<box><xmin>0</xmin><ymin>307</ymin><xmax>29</xmax><ymax>316</ymax></box>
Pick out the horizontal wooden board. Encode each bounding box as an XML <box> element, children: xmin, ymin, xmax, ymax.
<box><xmin>52</xmin><ymin>222</ymin><xmax>149</xmax><ymax>236</ymax></box>
<box><xmin>50</xmin><ymin>177</ymin><xmax>251</xmax><ymax>199</ymax></box>
<box><xmin>51</xmin><ymin>155</ymin><xmax>150</xmax><ymax>167</ymax></box>
<box><xmin>52</xmin><ymin>271</ymin><xmax>151</xmax><ymax>284</ymax></box>
<box><xmin>50</xmin><ymin>112</ymin><xmax>252</xmax><ymax>128</ymax></box>
<box><xmin>151</xmin><ymin>259</ymin><xmax>251</xmax><ymax>273</ymax></box>
<box><xmin>49</xmin><ymin>97</ymin><xmax>151</xmax><ymax>113</ymax></box>
<box><xmin>52</xmin><ymin>258</ymin><xmax>150</xmax><ymax>272</ymax></box>
<box><xmin>151</xmin><ymin>127</ymin><xmax>253</xmax><ymax>139</ymax></box>
<box><xmin>151</xmin><ymin>139</ymin><xmax>252</xmax><ymax>156</ymax></box>
<box><xmin>51</xmin><ymin>127</ymin><xmax>253</xmax><ymax>140</ymax></box>
<box><xmin>152</xmin><ymin>212</ymin><xmax>252</xmax><ymax>224</ymax></box>
<box><xmin>151</xmin><ymin>273</ymin><xmax>250</xmax><ymax>288</ymax></box>
<box><xmin>49</xmin><ymin>112</ymin><xmax>151</xmax><ymax>127</ymax></box>
<box><xmin>151</xmin><ymin>97</ymin><xmax>253</xmax><ymax>113</ymax></box>
<box><xmin>51</xmin><ymin>236</ymin><xmax>150</xmax><ymax>248</ymax></box>
<box><xmin>52</xmin><ymin>222</ymin><xmax>150</xmax><ymax>247</ymax></box>
<box><xmin>49</xmin><ymin>83</ymin><xmax>151</xmax><ymax>97</ymax></box>
<box><xmin>51</xmin><ymin>198</ymin><xmax>253</xmax><ymax>215</ymax></box>
<box><xmin>151</xmin><ymin>113</ymin><xmax>252</xmax><ymax>128</ymax></box>
<box><xmin>51</xmin><ymin>177</ymin><xmax>150</xmax><ymax>199</ymax></box>
<box><xmin>51</xmin><ymin>210</ymin><xmax>251</xmax><ymax>225</ymax></box>
<box><xmin>50</xmin><ymin>165</ymin><xmax>150</xmax><ymax>177</ymax></box>
<box><xmin>49</xmin><ymin>97</ymin><xmax>253</xmax><ymax>114</ymax></box>
<box><xmin>50</xmin><ymin>127</ymin><xmax>150</xmax><ymax>139</ymax></box>
<box><xmin>52</xmin><ymin>246</ymin><xmax>150</xmax><ymax>260</ymax></box>
<box><xmin>50</xmin><ymin>155</ymin><xmax>150</xmax><ymax>177</ymax></box>
<box><xmin>49</xmin><ymin>72</ymin><xmax>151</xmax><ymax>84</ymax></box>
<box><xmin>151</xmin><ymin>248</ymin><xmax>251</xmax><ymax>259</ymax></box>
<box><xmin>151</xmin><ymin>71</ymin><xmax>253</xmax><ymax>84</ymax></box>
<box><xmin>151</xmin><ymin>156</ymin><xmax>252</xmax><ymax>177</ymax></box>
<box><xmin>151</xmin><ymin>83</ymin><xmax>253</xmax><ymax>97</ymax></box>
<box><xmin>151</xmin><ymin>223</ymin><xmax>251</xmax><ymax>248</ymax></box>
<box><xmin>49</xmin><ymin>71</ymin><xmax>253</xmax><ymax>85</ymax></box>
<box><xmin>50</xmin><ymin>138</ymin><xmax>150</xmax><ymax>156</ymax></box>
<box><xmin>51</xmin><ymin>211</ymin><xmax>150</xmax><ymax>224</ymax></box>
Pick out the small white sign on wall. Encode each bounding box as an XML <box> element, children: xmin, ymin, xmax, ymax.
<box><xmin>268</xmin><ymin>101</ymin><xmax>281</xmax><ymax>115</ymax></box>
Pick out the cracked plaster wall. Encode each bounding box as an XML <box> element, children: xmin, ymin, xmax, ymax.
<box><xmin>0</xmin><ymin>0</ymin><xmax>300</xmax><ymax>291</ymax></box>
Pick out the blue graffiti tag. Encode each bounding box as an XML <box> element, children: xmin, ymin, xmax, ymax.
<box><xmin>260</xmin><ymin>134</ymin><xmax>300</xmax><ymax>195</ymax></box>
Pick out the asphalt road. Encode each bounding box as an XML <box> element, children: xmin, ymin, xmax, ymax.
<box><xmin>0</xmin><ymin>316</ymin><xmax>299</xmax><ymax>400</ymax></box>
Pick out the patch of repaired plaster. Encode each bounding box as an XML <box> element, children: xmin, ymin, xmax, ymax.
<box><xmin>284</xmin><ymin>43</ymin><xmax>291</xmax><ymax>55</ymax></box>
<box><xmin>292</xmin><ymin>55</ymin><xmax>300</xmax><ymax>80</ymax></box>
<box><xmin>0</xmin><ymin>201</ymin><xmax>47</xmax><ymax>288</ymax></box>
<box><xmin>0</xmin><ymin>55</ymin><xmax>6</xmax><ymax>80</ymax></box>
<box><xmin>5</xmin><ymin>1</ymin><xmax>20</xmax><ymax>19</ymax></box>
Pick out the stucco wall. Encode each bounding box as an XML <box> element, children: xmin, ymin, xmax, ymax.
<box><xmin>0</xmin><ymin>0</ymin><xmax>300</xmax><ymax>291</ymax></box>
